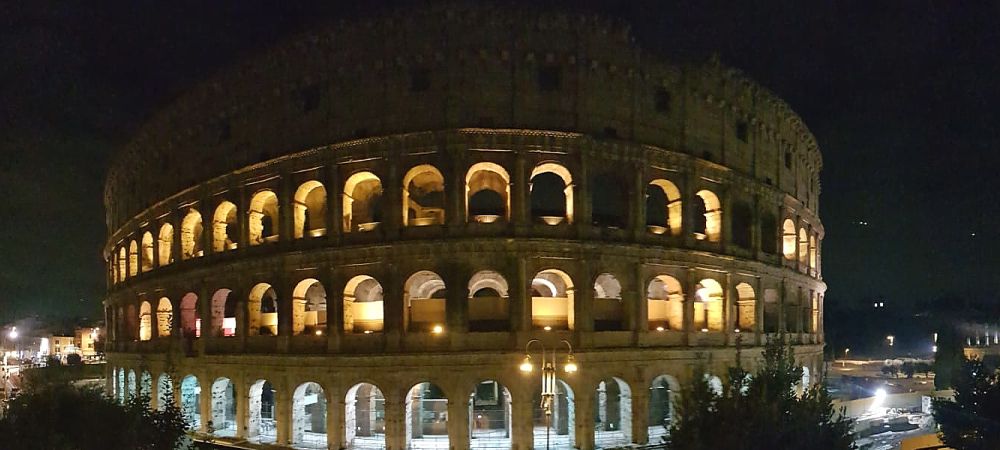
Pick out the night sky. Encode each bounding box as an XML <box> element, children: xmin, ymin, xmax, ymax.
<box><xmin>3</xmin><ymin>1</ymin><xmax>1000</xmax><ymax>324</ymax></box>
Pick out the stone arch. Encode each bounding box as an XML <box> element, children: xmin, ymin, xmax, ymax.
<box><xmin>694</xmin><ymin>279</ymin><xmax>724</xmax><ymax>332</ymax></box>
<box><xmin>731</xmin><ymin>200</ymin><xmax>753</xmax><ymax>248</ymax></box>
<box><xmin>405</xmin><ymin>381</ymin><xmax>450</xmax><ymax>449</ymax></box>
<box><xmin>140</xmin><ymin>232</ymin><xmax>154</xmax><ymax>272</ymax></box>
<box><xmin>648</xmin><ymin>375</ymin><xmax>680</xmax><ymax>444</ymax></box>
<box><xmin>292</xmin><ymin>278</ymin><xmax>327</xmax><ymax>336</ymax></box>
<box><xmin>343</xmin><ymin>171</ymin><xmax>383</xmax><ymax>233</ymax></box>
<box><xmin>760</xmin><ymin>213</ymin><xmax>778</xmax><ymax>254</ymax></box>
<box><xmin>248</xmin><ymin>283</ymin><xmax>279</xmax><ymax>336</ymax></box>
<box><xmin>403</xmin><ymin>164</ymin><xmax>446</xmax><ymax>226</ymax></box>
<box><xmin>248</xmin><ymin>379</ymin><xmax>277</xmax><ymax>444</ymax></box>
<box><xmin>466</xmin><ymin>162</ymin><xmax>510</xmax><ymax>223</ymax></box>
<box><xmin>156</xmin><ymin>373</ymin><xmax>173</xmax><ymax>411</ymax></box>
<box><xmin>138</xmin><ymin>301</ymin><xmax>152</xmax><ymax>341</ymax></box>
<box><xmin>593</xmin><ymin>273</ymin><xmax>624</xmax><ymax>331</ymax></box>
<box><xmin>735</xmin><ymin>283</ymin><xmax>756</xmax><ymax>332</ymax></box>
<box><xmin>292</xmin><ymin>381</ymin><xmax>327</xmax><ymax>447</ymax></box>
<box><xmin>179</xmin><ymin>292</ymin><xmax>199</xmax><ymax>337</ymax></box>
<box><xmin>594</xmin><ymin>377</ymin><xmax>633</xmax><ymax>448</ymax></box>
<box><xmin>693</xmin><ymin>190</ymin><xmax>722</xmax><ymax>242</ymax></box>
<box><xmin>211</xmin><ymin>377</ymin><xmax>238</xmax><ymax>437</ymax></box>
<box><xmin>798</xmin><ymin>227</ymin><xmax>809</xmax><ymax>266</ymax></box>
<box><xmin>128</xmin><ymin>240</ymin><xmax>139</xmax><ymax>277</ymax></box>
<box><xmin>591</xmin><ymin>172</ymin><xmax>628</xmax><ymax>228</ymax></box>
<box><xmin>468</xmin><ymin>270</ymin><xmax>510</xmax><ymax>332</ymax></box>
<box><xmin>404</xmin><ymin>270</ymin><xmax>447</xmax><ymax>332</ymax></box>
<box><xmin>345</xmin><ymin>382</ymin><xmax>386</xmax><ymax>449</ymax></box>
<box><xmin>249</xmin><ymin>190</ymin><xmax>279</xmax><ymax>245</ymax></box>
<box><xmin>468</xmin><ymin>379</ymin><xmax>513</xmax><ymax>449</ymax></box>
<box><xmin>647</xmin><ymin>275</ymin><xmax>683</xmax><ymax>331</ymax></box>
<box><xmin>117</xmin><ymin>247</ymin><xmax>127</xmax><ymax>282</ymax></box>
<box><xmin>180</xmin><ymin>375</ymin><xmax>201</xmax><ymax>429</ymax></box>
<box><xmin>344</xmin><ymin>275</ymin><xmax>384</xmax><ymax>333</ymax></box>
<box><xmin>530</xmin><ymin>162</ymin><xmax>574</xmax><ymax>225</ymax></box>
<box><xmin>531</xmin><ymin>269</ymin><xmax>575</xmax><ymax>330</ymax></box>
<box><xmin>155</xmin><ymin>297</ymin><xmax>173</xmax><ymax>337</ymax></box>
<box><xmin>294</xmin><ymin>180</ymin><xmax>328</xmax><ymax>238</ymax></box>
<box><xmin>158</xmin><ymin>223</ymin><xmax>174</xmax><ymax>266</ymax></box>
<box><xmin>211</xmin><ymin>288</ymin><xmax>237</xmax><ymax>337</ymax></box>
<box><xmin>647</xmin><ymin>179</ymin><xmax>682</xmax><ymax>236</ymax></box>
<box><xmin>533</xmin><ymin>378</ymin><xmax>575</xmax><ymax>449</ymax></box>
<box><xmin>180</xmin><ymin>209</ymin><xmax>204</xmax><ymax>259</ymax></box>
<box><xmin>782</xmin><ymin>219</ymin><xmax>797</xmax><ymax>259</ymax></box>
<box><xmin>212</xmin><ymin>201</ymin><xmax>239</xmax><ymax>252</ymax></box>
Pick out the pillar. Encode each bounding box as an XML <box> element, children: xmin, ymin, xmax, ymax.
<box><xmin>447</xmin><ymin>397</ymin><xmax>470</xmax><ymax>450</ymax></box>
<box><xmin>683</xmin><ymin>268</ymin><xmax>697</xmax><ymax>344</ymax></box>
<box><xmin>384</xmin><ymin>399</ymin><xmax>406</xmax><ymax>450</ymax></box>
<box><xmin>327</xmin><ymin>389</ymin><xmax>344</xmax><ymax>450</ymax></box>
<box><xmin>235</xmin><ymin>378</ymin><xmax>249</xmax><ymax>438</ymax></box>
<box><xmin>631</xmin><ymin>385</ymin><xmax>649</xmax><ymax>444</ymax></box>
<box><xmin>513</xmin><ymin>258</ymin><xmax>530</xmax><ymax>332</ymax></box>
<box><xmin>325</xmin><ymin>164</ymin><xmax>341</xmax><ymax>242</ymax></box>
<box><xmin>630</xmin><ymin>161</ymin><xmax>646</xmax><ymax>240</ymax></box>
<box><xmin>199</xmin><ymin>375</ymin><xmax>213</xmax><ymax>434</ymax></box>
<box><xmin>513</xmin><ymin>150</ymin><xmax>530</xmax><ymax>233</ymax></box>
<box><xmin>574</xmin><ymin>386</ymin><xmax>594</xmax><ymax>450</ymax></box>
<box><xmin>383</xmin><ymin>155</ymin><xmax>402</xmax><ymax>240</ymax></box>
<box><xmin>510</xmin><ymin>390</ymin><xmax>533</xmax><ymax>450</ymax></box>
<box><xmin>276</xmin><ymin>385</ymin><xmax>292</xmax><ymax>445</ymax></box>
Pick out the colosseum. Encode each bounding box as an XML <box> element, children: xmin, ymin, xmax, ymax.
<box><xmin>103</xmin><ymin>5</ymin><xmax>825</xmax><ymax>450</ymax></box>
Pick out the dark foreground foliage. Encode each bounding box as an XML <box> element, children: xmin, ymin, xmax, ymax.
<box><xmin>933</xmin><ymin>357</ymin><xmax>1000</xmax><ymax>450</ymax></box>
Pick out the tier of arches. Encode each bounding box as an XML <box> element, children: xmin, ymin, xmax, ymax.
<box><xmin>107</xmin><ymin>362</ymin><xmax>817</xmax><ymax>450</ymax></box>
<box><xmin>108</xmin><ymin>160</ymin><xmax>821</xmax><ymax>286</ymax></box>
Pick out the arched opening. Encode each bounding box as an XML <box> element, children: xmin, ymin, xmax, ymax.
<box><xmin>211</xmin><ymin>377</ymin><xmax>237</xmax><ymax>437</ymax></box>
<box><xmin>801</xmin><ymin>366</ymin><xmax>812</xmax><ymax>394</ymax></box>
<box><xmin>735</xmin><ymin>283</ymin><xmax>756</xmax><ymax>332</ymax></box>
<box><xmin>140</xmin><ymin>232</ymin><xmax>154</xmax><ymax>272</ymax></box>
<box><xmin>343</xmin><ymin>172</ymin><xmax>383</xmax><ymax>233</ymax></box>
<box><xmin>345</xmin><ymin>383</ymin><xmax>386</xmax><ymax>449</ymax></box>
<box><xmin>127</xmin><ymin>370</ymin><xmax>137</xmax><ymax>398</ymax></box>
<box><xmin>404</xmin><ymin>271</ymin><xmax>447</xmax><ymax>332</ymax></box>
<box><xmin>798</xmin><ymin>228</ymin><xmax>809</xmax><ymax>266</ymax></box>
<box><xmin>155</xmin><ymin>297</ymin><xmax>172</xmax><ymax>338</ymax></box>
<box><xmin>466</xmin><ymin>162</ymin><xmax>510</xmax><ymax>223</ymax></box>
<box><xmin>213</xmin><ymin>201</ymin><xmax>239</xmax><ymax>252</ymax></box>
<box><xmin>760</xmin><ymin>213</ymin><xmax>778</xmax><ymax>254</ymax></box>
<box><xmin>530</xmin><ymin>163</ymin><xmax>573</xmax><ymax>225</ymax></box>
<box><xmin>292</xmin><ymin>382</ymin><xmax>327</xmax><ymax>447</ymax></box>
<box><xmin>211</xmin><ymin>288</ymin><xmax>237</xmax><ymax>337</ymax></box>
<box><xmin>731</xmin><ymin>201</ymin><xmax>752</xmax><ymax>248</ymax></box>
<box><xmin>468</xmin><ymin>270</ymin><xmax>510</xmax><ymax>332</ymax></box>
<box><xmin>248</xmin><ymin>379</ymin><xmax>277</xmax><ymax>444</ymax></box>
<box><xmin>782</xmin><ymin>219</ymin><xmax>797</xmax><ymax>259</ymax></box>
<box><xmin>181</xmin><ymin>209</ymin><xmax>204</xmax><ymax>259</ymax></box>
<box><xmin>180</xmin><ymin>293</ymin><xmax>199</xmax><ymax>338</ymax></box>
<box><xmin>294</xmin><ymin>181</ymin><xmax>328</xmax><ymax>238</ymax></box>
<box><xmin>405</xmin><ymin>382</ymin><xmax>449</xmax><ymax>450</ymax></box>
<box><xmin>128</xmin><ymin>240</ymin><xmax>139</xmax><ymax>277</ymax></box>
<box><xmin>180</xmin><ymin>375</ymin><xmax>201</xmax><ymax>429</ymax></box>
<box><xmin>156</xmin><ymin>373</ymin><xmax>173</xmax><ymax>411</ymax></box>
<box><xmin>158</xmin><ymin>223</ymin><xmax>174</xmax><ymax>266</ymax></box>
<box><xmin>594</xmin><ymin>377</ymin><xmax>632</xmax><ymax>448</ymax></box>
<box><xmin>403</xmin><ymin>165</ymin><xmax>445</xmax><ymax>226</ymax></box>
<box><xmin>248</xmin><ymin>283</ymin><xmax>279</xmax><ymax>336</ymax></box>
<box><xmin>249</xmin><ymin>190</ymin><xmax>279</xmax><ymax>245</ymax></box>
<box><xmin>646</xmin><ymin>180</ymin><xmax>682</xmax><ymax>236</ymax></box>
<box><xmin>117</xmin><ymin>368</ymin><xmax>126</xmax><ymax>404</ymax></box>
<box><xmin>647</xmin><ymin>275</ymin><xmax>684</xmax><ymax>331</ymax></box>
<box><xmin>344</xmin><ymin>276</ymin><xmax>384</xmax><ymax>333</ymax></box>
<box><xmin>117</xmin><ymin>247</ymin><xmax>127</xmax><ymax>282</ymax></box>
<box><xmin>648</xmin><ymin>375</ymin><xmax>679</xmax><ymax>444</ymax></box>
<box><xmin>140</xmin><ymin>371</ymin><xmax>152</xmax><ymax>400</ymax></box>
<box><xmin>293</xmin><ymin>279</ymin><xmax>327</xmax><ymax>336</ymax></box>
<box><xmin>590</xmin><ymin>172</ymin><xmax>627</xmax><ymax>228</ymax></box>
<box><xmin>469</xmin><ymin>380</ymin><xmax>513</xmax><ymax>449</ymax></box>
<box><xmin>593</xmin><ymin>273</ymin><xmax>624</xmax><ymax>331</ymax></box>
<box><xmin>809</xmin><ymin>235</ymin><xmax>818</xmax><ymax>270</ymax></box>
<box><xmin>694</xmin><ymin>279</ymin><xmax>724</xmax><ymax>332</ymax></box>
<box><xmin>693</xmin><ymin>190</ymin><xmax>722</xmax><ymax>242</ymax></box>
<box><xmin>138</xmin><ymin>301</ymin><xmax>152</xmax><ymax>341</ymax></box>
<box><xmin>533</xmin><ymin>379</ymin><xmax>575</xmax><ymax>449</ymax></box>
<box><xmin>531</xmin><ymin>269</ymin><xmax>575</xmax><ymax>330</ymax></box>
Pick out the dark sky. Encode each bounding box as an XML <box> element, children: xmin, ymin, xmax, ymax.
<box><xmin>3</xmin><ymin>0</ymin><xmax>1000</xmax><ymax>322</ymax></box>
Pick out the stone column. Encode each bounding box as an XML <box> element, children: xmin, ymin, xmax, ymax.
<box><xmin>513</xmin><ymin>258</ymin><xmax>530</xmax><ymax>332</ymax></box>
<box><xmin>275</xmin><ymin>385</ymin><xmax>292</xmax><ymax>445</ymax></box>
<box><xmin>277</xmin><ymin>276</ymin><xmax>293</xmax><ymax>352</ymax></box>
<box><xmin>383</xmin><ymin>264</ymin><xmax>403</xmax><ymax>351</ymax></box>
<box><xmin>235</xmin><ymin>378</ymin><xmax>248</xmax><ymax>438</ymax></box>
<box><xmin>683</xmin><ymin>269</ymin><xmax>697</xmax><ymax>345</ymax></box>
<box><xmin>634</xmin><ymin>263</ymin><xmax>648</xmax><ymax>338</ymax></box>
<box><xmin>383</xmin><ymin>154</ymin><xmax>402</xmax><ymax>240</ymax></box>
<box><xmin>445</xmin><ymin>266</ymin><xmax>470</xmax><ymax>335</ymax></box>
<box><xmin>510</xmin><ymin>389</ymin><xmax>534</xmax><ymax>450</ymax></box>
<box><xmin>778</xmin><ymin>278</ymin><xmax>787</xmax><ymax>333</ymax></box>
<box><xmin>325</xmin><ymin>164</ymin><xmax>341</xmax><ymax>242</ymax></box>
<box><xmin>447</xmin><ymin>397</ymin><xmax>471</xmax><ymax>450</ymax></box>
<box><xmin>574</xmin><ymin>386</ymin><xmax>595</xmax><ymax>450</ymax></box>
<box><xmin>238</xmin><ymin>185</ymin><xmax>251</xmax><ymax>250</ymax></box>
<box><xmin>279</xmin><ymin>174</ymin><xmax>294</xmax><ymax>243</ymax></box>
<box><xmin>630</xmin><ymin>161</ymin><xmax>646</xmax><ymax>240</ymax></box>
<box><xmin>384</xmin><ymin>399</ymin><xmax>406</xmax><ymax>450</ymax></box>
<box><xmin>199</xmin><ymin>375</ymin><xmax>213</xmax><ymax>434</ymax></box>
<box><xmin>681</xmin><ymin>164</ymin><xmax>697</xmax><ymax>247</ymax></box>
<box><xmin>327</xmin><ymin>388</ymin><xmax>344</xmax><ymax>450</ymax></box>
<box><xmin>575</xmin><ymin>155</ymin><xmax>591</xmax><ymax>237</ymax></box>
<box><xmin>720</xmin><ymin>187</ymin><xmax>733</xmax><ymax>253</ymax></box>
<box><xmin>513</xmin><ymin>150</ymin><xmax>530</xmax><ymax>233</ymax></box>
<box><xmin>724</xmin><ymin>272</ymin><xmax>735</xmax><ymax>342</ymax></box>
<box><xmin>631</xmin><ymin>385</ymin><xmax>649</xmax><ymax>444</ymax></box>
<box><xmin>448</xmin><ymin>150</ymin><xmax>467</xmax><ymax>229</ymax></box>
<box><xmin>574</xmin><ymin>263</ymin><xmax>594</xmax><ymax>335</ymax></box>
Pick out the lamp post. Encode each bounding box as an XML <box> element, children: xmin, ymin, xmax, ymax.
<box><xmin>843</xmin><ymin>348</ymin><xmax>850</xmax><ymax>367</ymax></box>
<box><xmin>519</xmin><ymin>339</ymin><xmax>577</xmax><ymax>450</ymax></box>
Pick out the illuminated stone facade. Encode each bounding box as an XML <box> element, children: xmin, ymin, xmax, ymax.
<box><xmin>104</xmin><ymin>5</ymin><xmax>825</xmax><ymax>449</ymax></box>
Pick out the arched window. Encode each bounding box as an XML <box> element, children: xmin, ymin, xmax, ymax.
<box><xmin>117</xmin><ymin>247</ymin><xmax>127</xmax><ymax>282</ymax></box>
<box><xmin>798</xmin><ymin>228</ymin><xmax>809</xmax><ymax>266</ymax></box>
<box><xmin>210</xmin><ymin>377</ymin><xmax>237</xmax><ymax>438</ymax></box>
<box><xmin>249</xmin><ymin>190</ymin><xmax>279</xmax><ymax>245</ymax></box>
<box><xmin>693</xmin><ymin>190</ymin><xmax>722</xmax><ymax>242</ymax></box>
<box><xmin>248</xmin><ymin>283</ymin><xmax>278</xmax><ymax>336</ymax></box>
<box><xmin>294</xmin><ymin>181</ymin><xmax>327</xmax><ymax>238</ymax></box>
<box><xmin>345</xmin><ymin>383</ymin><xmax>386</xmax><ymax>449</ymax></box>
<box><xmin>140</xmin><ymin>232</ymin><xmax>154</xmax><ymax>272</ymax></box>
<box><xmin>735</xmin><ymin>282</ymin><xmax>756</xmax><ymax>332</ymax></box>
<box><xmin>292</xmin><ymin>278</ymin><xmax>327</xmax><ymax>335</ymax></box>
<box><xmin>593</xmin><ymin>273</ymin><xmax>624</xmax><ymax>331</ymax></box>
<box><xmin>158</xmin><ymin>223</ymin><xmax>174</xmax><ymax>266</ymax></box>
<box><xmin>648</xmin><ymin>375</ymin><xmax>679</xmax><ymax>443</ymax></box>
<box><xmin>211</xmin><ymin>289</ymin><xmax>237</xmax><ymax>337</ymax></box>
<box><xmin>213</xmin><ymin>201</ymin><xmax>239</xmax><ymax>252</ymax></box>
<box><xmin>782</xmin><ymin>219</ymin><xmax>797</xmax><ymax>259</ymax></box>
<box><xmin>468</xmin><ymin>379</ymin><xmax>513</xmax><ymax>449</ymax></box>
<box><xmin>590</xmin><ymin>172</ymin><xmax>627</xmax><ymax>228</ymax></box>
<box><xmin>530</xmin><ymin>163</ymin><xmax>573</xmax><ymax>225</ymax></box>
<box><xmin>531</xmin><ymin>269</ymin><xmax>574</xmax><ymax>330</ymax></box>
<box><xmin>343</xmin><ymin>172</ymin><xmax>383</xmax><ymax>233</ymax></box>
<box><xmin>248</xmin><ymin>379</ymin><xmax>277</xmax><ymax>443</ymax></box>
<box><xmin>292</xmin><ymin>382</ymin><xmax>327</xmax><ymax>447</ymax></box>
<box><xmin>593</xmin><ymin>377</ymin><xmax>632</xmax><ymax>448</ymax></box>
<box><xmin>404</xmin><ymin>271</ymin><xmax>447</xmax><ymax>332</ymax></box>
<box><xmin>128</xmin><ymin>240</ymin><xmax>139</xmax><ymax>277</ymax></box>
<box><xmin>138</xmin><ymin>301</ymin><xmax>152</xmax><ymax>341</ymax></box>
<box><xmin>468</xmin><ymin>270</ymin><xmax>510</xmax><ymax>332</ymax></box>
<box><xmin>179</xmin><ymin>293</ymin><xmax>199</xmax><ymax>338</ymax></box>
<box><xmin>156</xmin><ymin>297</ymin><xmax>172</xmax><ymax>337</ymax></box>
<box><xmin>809</xmin><ymin>234</ymin><xmax>818</xmax><ymax>270</ymax></box>
<box><xmin>760</xmin><ymin>213</ymin><xmax>777</xmax><ymax>254</ymax></box>
<box><xmin>344</xmin><ymin>275</ymin><xmax>383</xmax><ymax>333</ymax></box>
<box><xmin>181</xmin><ymin>209</ymin><xmax>204</xmax><ymax>260</ymax></box>
<box><xmin>646</xmin><ymin>180</ymin><xmax>682</xmax><ymax>236</ymax></box>
<box><xmin>405</xmin><ymin>382</ymin><xmax>450</xmax><ymax>448</ymax></box>
<box><xmin>466</xmin><ymin>162</ymin><xmax>510</xmax><ymax>223</ymax></box>
<box><xmin>647</xmin><ymin>275</ymin><xmax>683</xmax><ymax>331</ymax></box>
<box><xmin>731</xmin><ymin>201</ymin><xmax>752</xmax><ymax>248</ymax></box>
<box><xmin>694</xmin><ymin>279</ymin><xmax>724</xmax><ymax>331</ymax></box>
<box><xmin>403</xmin><ymin>165</ymin><xmax>445</xmax><ymax>226</ymax></box>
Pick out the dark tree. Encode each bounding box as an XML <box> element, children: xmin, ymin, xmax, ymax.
<box><xmin>935</xmin><ymin>323</ymin><xmax>965</xmax><ymax>389</ymax></box>
<box><xmin>65</xmin><ymin>353</ymin><xmax>83</xmax><ymax>366</ymax></box>
<box><xmin>934</xmin><ymin>358</ymin><xmax>1000</xmax><ymax>449</ymax></box>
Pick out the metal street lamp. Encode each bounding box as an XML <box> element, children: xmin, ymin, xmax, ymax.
<box><xmin>519</xmin><ymin>339</ymin><xmax>576</xmax><ymax>450</ymax></box>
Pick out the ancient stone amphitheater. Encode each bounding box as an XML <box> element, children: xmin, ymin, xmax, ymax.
<box><xmin>103</xmin><ymin>4</ymin><xmax>825</xmax><ymax>450</ymax></box>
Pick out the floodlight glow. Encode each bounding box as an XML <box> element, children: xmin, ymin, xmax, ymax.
<box><xmin>8</xmin><ymin>327</ymin><xmax>17</xmax><ymax>340</ymax></box>
<box><xmin>431</xmin><ymin>325</ymin><xmax>444</xmax><ymax>334</ymax></box>
<box><xmin>519</xmin><ymin>355</ymin><xmax>533</xmax><ymax>373</ymax></box>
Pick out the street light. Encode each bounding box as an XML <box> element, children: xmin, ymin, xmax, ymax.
<box><xmin>842</xmin><ymin>348</ymin><xmax>850</xmax><ymax>367</ymax></box>
<box><xmin>886</xmin><ymin>335</ymin><xmax>895</xmax><ymax>347</ymax></box>
<box><xmin>520</xmin><ymin>339</ymin><xmax>577</xmax><ymax>450</ymax></box>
